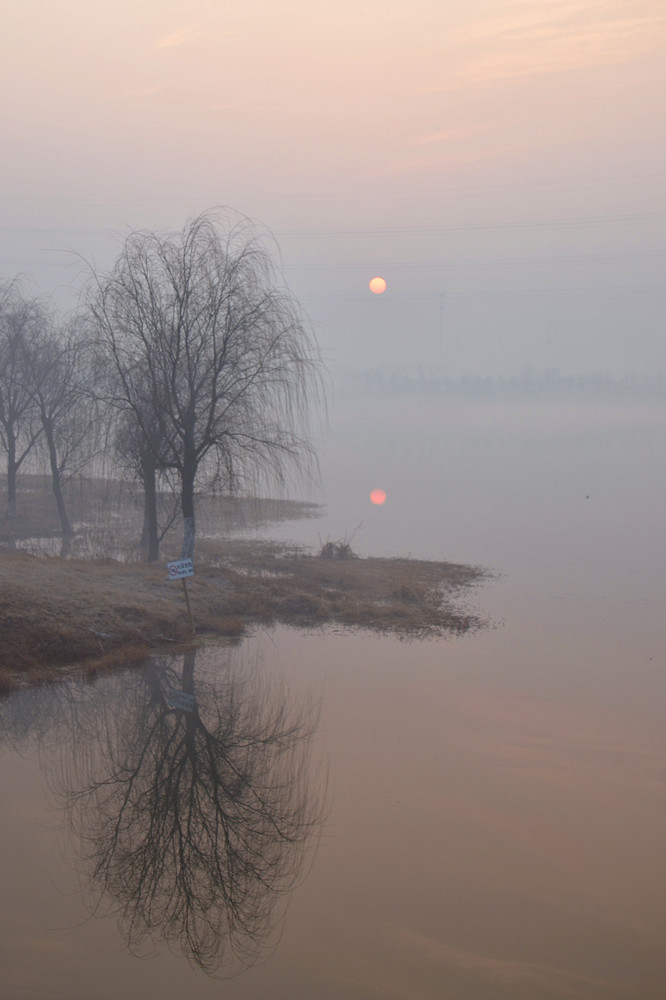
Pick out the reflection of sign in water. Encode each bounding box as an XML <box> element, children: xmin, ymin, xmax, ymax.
<box><xmin>167</xmin><ymin>559</ymin><xmax>194</xmax><ymax>580</ymax></box>
<box><xmin>167</xmin><ymin>688</ymin><xmax>196</xmax><ymax>713</ymax></box>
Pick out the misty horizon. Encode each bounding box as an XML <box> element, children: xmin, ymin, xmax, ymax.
<box><xmin>2</xmin><ymin>2</ymin><xmax>666</xmax><ymax>997</ymax></box>
<box><xmin>3</xmin><ymin>0</ymin><xmax>665</xmax><ymax>382</ymax></box>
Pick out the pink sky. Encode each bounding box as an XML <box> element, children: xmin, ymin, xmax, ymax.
<box><xmin>3</xmin><ymin>0</ymin><xmax>666</xmax><ymax>374</ymax></box>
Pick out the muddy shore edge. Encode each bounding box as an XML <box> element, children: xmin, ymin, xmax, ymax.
<box><xmin>0</xmin><ymin>540</ymin><xmax>489</xmax><ymax>691</ymax></box>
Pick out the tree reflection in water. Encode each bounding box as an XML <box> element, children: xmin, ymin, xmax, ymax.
<box><xmin>0</xmin><ymin>646</ymin><xmax>325</xmax><ymax>976</ymax></box>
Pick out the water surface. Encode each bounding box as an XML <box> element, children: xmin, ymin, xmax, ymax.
<box><xmin>1</xmin><ymin>390</ymin><xmax>665</xmax><ymax>999</ymax></box>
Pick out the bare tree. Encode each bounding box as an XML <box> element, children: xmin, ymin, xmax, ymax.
<box><xmin>0</xmin><ymin>281</ymin><xmax>42</xmax><ymax>518</ymax></box>
<box><xmin>91</xmin><ymin>344</ymin><xmax>173</xmax><ymax>562</ymax></box>
<box><xmin>21</xmin><ymin>315</ymin><xmax>99</xmax><ymax>549</ymax></box>
<box><xmin>89</xmin><ymin>211</ymin><xmax>324</xmax><ymax>559</ymax></box>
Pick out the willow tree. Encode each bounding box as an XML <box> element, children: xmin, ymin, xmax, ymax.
<box><xmin>89</xmin><ymin>212</ymin><xmax>323</xmax><ymax>559</ymax></box>
<box><xmin>0</xmin><ymin>281</ymin><xmax>42</xmax><ymax>519</ymax></box>
<box><xmin>21</xmin><ymin>316</ymin><xmax>99</xmax><ymax>549</ymax></box>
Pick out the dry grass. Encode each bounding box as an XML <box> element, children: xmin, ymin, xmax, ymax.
<box><xmin>0</xmin><ymin>476</ymin><xmax>490</xmax><ymax>687</ymax></box>
<box><xmin>0</xmin><ymin>542</ymin><xmax>488</xmax><ymax>685</ymax></box>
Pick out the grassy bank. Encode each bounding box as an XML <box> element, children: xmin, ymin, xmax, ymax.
<box><xmin>0</xmin><ymin>476</ymin><xmax>489</xmax><ymax>691</ymax></box>
<box><xmin>0</xmin><ymin>539</ymin><xmax>487</xmax><ymax>691</ymax></box>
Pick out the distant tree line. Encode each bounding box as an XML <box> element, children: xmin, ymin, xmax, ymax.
<box><xmin>0</xmin><ymin>212</ymin><xmax>324</xmax><ymax>560</ymax></box>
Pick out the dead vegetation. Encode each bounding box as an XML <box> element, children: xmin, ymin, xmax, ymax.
<box><xmin>317</xmin><ymin>539</ymin><xmax>358</xmax><ymax>560</ymax></box>
<box><xmin>0</xmin><ymin>542</ymin><xmax>487</xmax><ymax>689</ymax></box>
<box><xmin>0</xmin><ymin>477</ymin><xmax>489</xmax><ymax>690</ymax></box>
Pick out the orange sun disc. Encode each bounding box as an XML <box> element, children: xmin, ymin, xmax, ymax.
<box><xmin>370</xmin><ymin>488</ymin><xmax>387</xmax><ymax>505</ymax></box>
<box><xmin>369</xmin><ymin>276</ymin><xmax>387</xmax><ymax>294</ymax></box>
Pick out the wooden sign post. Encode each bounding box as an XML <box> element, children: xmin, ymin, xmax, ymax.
<box><xmin>167</xmin><ymin>558</ymin><xmax>195</xmax><ymax>636</ymax></box>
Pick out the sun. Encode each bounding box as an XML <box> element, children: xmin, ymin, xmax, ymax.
<box><xmin>368</xmin><ymin>276</ymin><xmax>387</xmax><ymax>294</ymax></box>
<box><xmin>370</xmin><ymin>488</ymin><xmax>387</xmax><ymax>505</ymax></box>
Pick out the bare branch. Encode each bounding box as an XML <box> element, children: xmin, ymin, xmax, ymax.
<box><xmin>88</xmin><ymin>210</ymin><xmax>326</xmax><ymax>559</ymax></box>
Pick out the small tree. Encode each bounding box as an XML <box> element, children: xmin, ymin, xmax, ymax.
<box><xmin>21</xmin><ymin>316</ymin><xmax>98</xmax><ymax>549</ymax></box>
<box><xmin>0</xmin><ymin>281</ymin><xmax>42</xmax><ymax>519</ymax></box>
<box><xmin>90</xmin><ymin>211</ymin><xmax>324</xmax><ymax>559</ymax></box>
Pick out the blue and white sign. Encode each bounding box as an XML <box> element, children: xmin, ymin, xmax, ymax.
<box><xmin>167</xmin><ymin>558</ymin><xmax>194</xmax><ymax>580</ymax></box>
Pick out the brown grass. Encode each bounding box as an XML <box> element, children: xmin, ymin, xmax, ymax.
<box><xmin>0</xmin><ymin>541</ymin><xmax>488</xmax><ymax>686</ymax></box>
<box><xmin>0</xmin><ymin>477</ymin><xmax>490</xmax><ymax>688</ymax></box>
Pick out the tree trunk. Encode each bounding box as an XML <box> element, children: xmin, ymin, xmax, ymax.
<box><xmin>140</xmin><ymin>454</ymin><xmax>159</xmax><ymax>562</ymax></box>
<box><xmin>5</xmin><ymin>431</ymin><xmax>17</xmax><ymax>520</ymax></box>
<box><xmin>52</xmin><ymin>469</ymin><xmax>72</xmax><ymax>543</ymax></box>
<box><xmin>180</xmin><ymin>457</ymin><xmax>196</xmax><ymax>560</ymax></box>
<box><xmin>44</xmin><ymin>422</ymin><xmax>73</xmax><ymax>543</ymax></box>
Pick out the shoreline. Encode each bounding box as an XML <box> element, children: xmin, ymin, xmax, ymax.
<box><xmin>0</xmin><ymin>539</ymin><xmax>489</xmax><ymax>692</ymax></box>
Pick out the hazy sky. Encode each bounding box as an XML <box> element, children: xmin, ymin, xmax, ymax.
<box><xmin>3</xmin><ymin>0</ymin><xmax>665</xmax><ymax>376</ymax></box>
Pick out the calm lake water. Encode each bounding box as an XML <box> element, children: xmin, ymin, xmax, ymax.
<box><xmin>1</xmin><ymin>389</ymin><xmax>665</xmax><ymax>999</ymax></box>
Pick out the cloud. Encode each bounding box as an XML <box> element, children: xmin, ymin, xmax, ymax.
<box><xmin>423</xmin><ymin>0</ymin><xmax>666</xmax><ymax>92</ymax></box>
<box><xmin>154</xmin><ymin>22</ymin><xmax>203</xmax><ymax>51</ymax></box>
